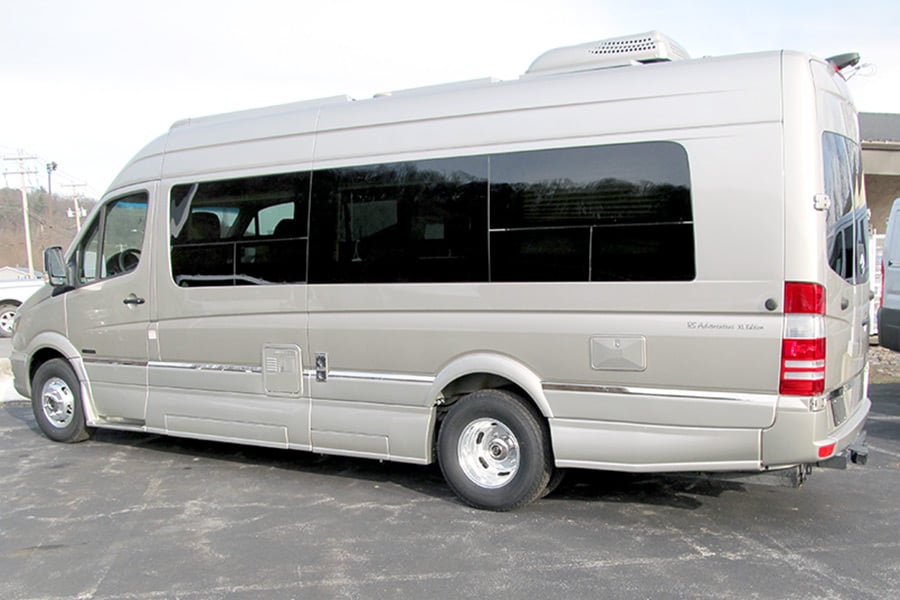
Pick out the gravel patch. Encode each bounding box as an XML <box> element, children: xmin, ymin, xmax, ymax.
<box><xmin>869</xmin><ymin>340</ymin><xmax>900</xmax><ymax>383</ymax></box>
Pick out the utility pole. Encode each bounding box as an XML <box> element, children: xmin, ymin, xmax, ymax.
<box><xmin>64</xmin><ymin>183</ymin><xmax>87</xmax><ymax>231</ymax></box>
<box><xmin>46</xmin><ymin>161</ymin><xmax>57</xmax><ymax>238</ymax></box>
<box><xmin>2</xmin><ymin>153</ymin><xmax>39</xmax><ymax>278</ymax></box>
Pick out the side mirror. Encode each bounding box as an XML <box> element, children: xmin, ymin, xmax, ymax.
<box><xmin>43</xmin><ymin>246</ymin><xmax>68</xmax><ymax>287</ymax></box>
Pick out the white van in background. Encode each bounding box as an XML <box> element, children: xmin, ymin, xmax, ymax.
<box><xmin>878</xmin><ymin>198</ymin><xmax>900</xmax><ymax>351</ymax></box>
<box><xmin>12</xmin><ymin>32</ymin><xmax>871</xmax><ymax>510</ymax></box>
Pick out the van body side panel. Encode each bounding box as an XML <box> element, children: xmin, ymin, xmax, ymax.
<box><xmin>144</xmin><ymin>114</ymin><xmax>319</xmax><ymax>448</ymax></box>
<box><xmin>149</xmin><ymin>298</ymin><xmax>311</xmax><ymax>451</ymax></box>
<box><xmin>550</xmin><ymin>418</ymin><xmax>760</xmax><ymax>472</ymax></box>
<box><xmin>107</xmin><ymin>134</ymin><xmax>167</xmax><ymax>191</ymax></box>
<box><xmin>308</xmin><ymin>284</ymin><xmax>779</xmax><ymax>466</ymax></box>
<box><xmin>306</xmin><ymin>58</ymin><xmax>785</xmax><ymax>468</ymax></box>
<box><xmin>146</xmin><ymin>172</ymin><xmax>313</xmax><ymax>449</ymax></box>
<box><xmin>160</xmin><ymin>107</ymin><xmax>322</xmax><ymax>180</ymax></box>
<box><xmin>308</xmin><ymin>283</ymin><xmax>784</xmax><ymax>395</ymax></box>
<box><xmin>312</xmin><ymin>53</ymin><xmax>783</xmax><ymax>170</ymax></box>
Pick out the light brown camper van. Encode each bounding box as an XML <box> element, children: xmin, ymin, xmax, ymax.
<box><xmin>13</xmin><ymin>32</ymin><xmax>870</xmax><ymax>510</ymax></box>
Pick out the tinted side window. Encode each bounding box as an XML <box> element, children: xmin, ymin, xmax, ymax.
<box><xmin>490</xmin><ymin>143</ymin><xmax>694</xmax><ymax>282</ymax></box>
<box><xmin>170</xmin><ymin>173</ymin><xmax>309</xmax><ymax>286</ymax></box>
<box><xmin>74</xmin><ymin>192</ymin><xmax>148</xmax><ymax>285</ymax></box>
<box><xmin>308</xmin><ymin>157</ymin><xmax>488</xmax><ymax>284</ymax></box>
<box><xmin>823</xmin><ymin>132</ymin><xmax>866</xmax><ymax>284</ymax></box>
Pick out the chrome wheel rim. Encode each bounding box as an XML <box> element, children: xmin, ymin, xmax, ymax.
<box><xmin>0</xmin><ymin>309</ymin><xmax>14</xmax><ymax>335</ymax></box>
<box><xmin>457</xmin><ymin>418</ymin><xmax>519</xmax><ymax>488</ymax></box>
<box><xmin>41</xmin><ymin>377</ymin><xmax>75</xmax><ymax>429</ymax></box>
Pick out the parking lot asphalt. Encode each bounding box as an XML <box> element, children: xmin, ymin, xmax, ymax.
<box><xmin>2</xmin><ymin>337</ymin><xmax>899</xmax><ymax>599</ymax></box>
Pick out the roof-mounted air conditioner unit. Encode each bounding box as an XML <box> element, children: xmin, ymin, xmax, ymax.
<box><xmin>525</xmin><ymin>31</ymin><xmax>690</xmax><ymax>77</ymax></box>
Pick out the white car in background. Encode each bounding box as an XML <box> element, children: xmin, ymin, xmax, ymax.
<box><xmin>0</xmin><ymin>279</ymin><xmax>45</xmax><ymax>338</ymax></box>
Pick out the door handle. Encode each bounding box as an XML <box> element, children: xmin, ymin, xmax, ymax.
<box><xmin>123</xmin><ymin>295</ymin><xmax>145</xmax><ymax>306</ymax></box>
<box><xmin>840</xmin><ymin>298</ymin><xmax>849</xmax><ymax>310</ymax></box>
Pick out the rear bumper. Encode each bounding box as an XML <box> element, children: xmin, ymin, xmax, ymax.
<box><xmin>818</xmin><ymin>429</ymin><xmax>868</xmax><ymax>468</ymax></box>
<box><xmin>762</xmin><ymin>391</ymin><xmax>870</xmax><ymax>467</ymax></box>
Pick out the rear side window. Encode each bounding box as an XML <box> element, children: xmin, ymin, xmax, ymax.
<box><xmin>489</xmin><ymin>142</ymin><xmax>694</xmax><ymax>282</ymax></box>
<box><xmin>823</xmin><ymin>133</ymin><xmax>867</xmax><ymax>284</ymax></box>
<box><xmin>170</xmin><ymin>173</ymin><xmax>309</xmax><ymax>286</ymax></box>
<box><xmin>308</xmin><ymin>156</ymin><xmax>489</xmax><ymax>284</ymax></box>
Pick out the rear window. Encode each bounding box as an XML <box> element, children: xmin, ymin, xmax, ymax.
<box><xmin>823</xmin><ymin>132</ymin><xmax>867</xmax><ymax>284</ymax></box>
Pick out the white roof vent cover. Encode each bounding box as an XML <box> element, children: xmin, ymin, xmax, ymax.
<box><xmin>525</xmin><ymin>31</ymin><xmax>690</xmax><ymax>76</ymax></box>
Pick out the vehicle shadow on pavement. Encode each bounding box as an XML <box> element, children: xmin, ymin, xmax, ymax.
<box><xmin>8</xmin><ymin>385</ymin><xmax>899</xmax><ymax>511</ymax></box>
<box><xmin>1</xmin><ymin>401</ymin><xmax>41</xmax><ymax>435</ymax></box>
<box><xmin>88</xmin><ymin>426</ymin><xmax>742</xmax><ymax>510</ymax></box>
<box><xmin>2</xmin><ymin>400</ymin><xmax>739</xmax><ymax>511</ymax></box>
<box><xmin>549</xmin><ymin>471</ymin><xmax>745</xmax><ymax>510</ymax></box>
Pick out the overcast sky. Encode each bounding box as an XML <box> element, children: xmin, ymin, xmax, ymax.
<box><xmin>2</xmin><ymin>0</ymin><xmax>899</xmax><ymax>197</ymax></box>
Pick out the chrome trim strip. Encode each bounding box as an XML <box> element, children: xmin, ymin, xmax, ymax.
<box><xmin>315</xmin><ymin>369</ymin><xmax>435</xmax><ymax>385</ymax></box>
<box><xmin>149</xmin><ymin>360</ymin><xmax>262</xmax><ymax>374</ymax></box>
<box><xmin>83</xmin><ymin>357</ymin><xmax>149</xmax><ymax>368</ymax></box>
<box><xmin>542</xmin><ymin>381</ymin><xmax>772</xmax><ymax>404</ymax></box>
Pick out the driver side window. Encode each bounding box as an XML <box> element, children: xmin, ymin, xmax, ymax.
<box><xmin>75</xmin><ymin>192</ymin><xmax>149</xmax><ymax>285</ymax></box>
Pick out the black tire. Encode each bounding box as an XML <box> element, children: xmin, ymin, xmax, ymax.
<box><xmin>31</xmin><ymin>358</ymin><xmax>93</xmax><ymax>443</ymax></box>
<box><xmin>437</xmin><ymin>389</ymin><xmax>552</xmax><ymax>511</ymax></box>
<box><xmin>0</xmin><ymin>302</ymin><xmax>17</xmax><ymax>338</ymax></box>
<box><xmin>542</xmin><ymin>467</ymin><xmax>567</xmax><ymax>498</ymax></box>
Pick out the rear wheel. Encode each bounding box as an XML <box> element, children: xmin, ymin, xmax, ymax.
<box><xmin>438</xmin><ymin>389</ymin><xmax>552</xmax><ymax>511</ymax></box>
<box><xmin>31</xmin><ymin>359</ymin><xmax>92</xmax><ymax>443</ymax></box>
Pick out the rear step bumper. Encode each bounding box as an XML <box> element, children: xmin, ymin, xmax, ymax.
<box><xmin>817</xmin><ymin>430</ymin><xmax>869</xmax><ymax>469</ymax></box>
<box><xmin>698</xmin><ymin>429</ymin><xmax>869</xmax><ymax>488</ymax></box>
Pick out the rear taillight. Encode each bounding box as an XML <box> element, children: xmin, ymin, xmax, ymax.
<box><xmin>780</xmin><ymin>282</ymin><xmax>826</xmax><ymax>396</ymax></box>
<box><xmin>880</xmin><ymin>260</ymin><xmax>885</xmax><ymax>309</ymax></box>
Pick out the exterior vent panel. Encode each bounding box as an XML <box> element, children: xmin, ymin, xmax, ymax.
<box><xmin>591</xmin><ymin>35</ymin><xmax>659</xmax><ymax>56</ymax></box>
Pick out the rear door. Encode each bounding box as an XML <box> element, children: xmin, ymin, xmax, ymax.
<box><xmin>822</xmin><ymin>132</ymin><xmax>868</xmax><ymax>424</ymax></box>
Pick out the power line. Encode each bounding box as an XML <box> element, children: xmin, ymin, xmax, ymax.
<box><xmin>0</xmin><ymin>145</ymin><xmax>98</xmax><ymax>197</ymax></box>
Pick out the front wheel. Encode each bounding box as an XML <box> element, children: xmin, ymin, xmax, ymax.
<box><xmin>31</xmin><ymin>359</ymin><xmax>93</xmax><ymax>443</ymax></box>
<box><xmin>438</xmin><ymin>389</ymin><xmax>552</xmax><ymax>511</ymax></box>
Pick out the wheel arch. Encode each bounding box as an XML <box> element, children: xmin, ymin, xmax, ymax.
<box><xmin>22</xmin><ymin>332</ymin><xmax>98</xmax><ymax>425</ymax></box>
<box><xmin>428</xmin><ymin>352</ymin><xmax>552</xmax><ymax>417</ymax></box>
<box><xmin>423</xmin><ymin>352</ymin><xmax>552</xmax><ymax>463</ymax></box>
